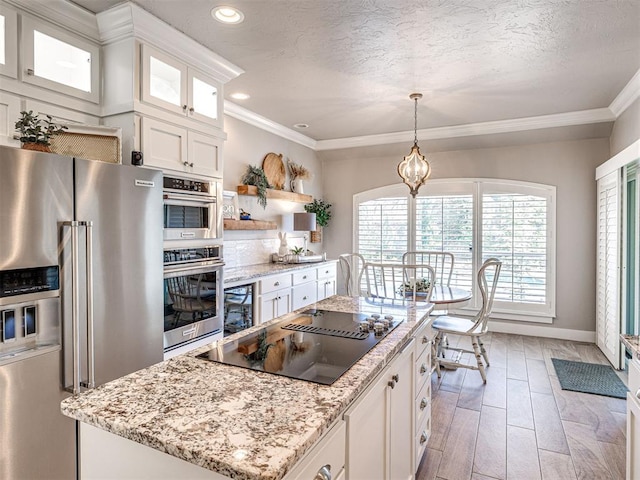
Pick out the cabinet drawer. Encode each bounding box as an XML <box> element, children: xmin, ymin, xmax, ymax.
<box><xmin>292</xmin><ymin>282</ymin><xmax>317</xmax><ymax>311</ymax></box>
<box><xmin>414</xmin><ymin>320</ymin><xmax>434</xmax><ymax>359</ymax></box>
<box><xmin>260</xmin><ymin>273</ymin><xmax>292</xmax><ymax>294</ymax></box>
<box><xmin>415</xmin><ymin>403</ymin><xmax>431</xmax><ymax>471</ymax></box>
<box><xmin>293</xmin><ymin>269</ymin><xmax>315</xmax><ymax>285</ymax></box>
<box><xmin>415</xmin><ymin>376</ymin><xmax>431</xmax><ymax>429</ymax></box>
<box><xmin>317</xmin><ymin>263</ymin><xmax>337</xmax><ymax>280</ymax></box>
<box><xmin>415</xmin><ymin>343</ymin><xmax>431</xmax><ymax>393</ymax></box>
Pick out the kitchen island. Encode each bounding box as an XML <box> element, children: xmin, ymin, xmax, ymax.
<box><xmin>61</xmin><ymin>295</ymin><xmax>435</xmax><ymax>480</ymax></box>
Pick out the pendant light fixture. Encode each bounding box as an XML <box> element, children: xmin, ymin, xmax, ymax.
<box><xmin>397</xmin><ymin>93</ymin><xmax>431</xmax><ymax>197</ymax></box>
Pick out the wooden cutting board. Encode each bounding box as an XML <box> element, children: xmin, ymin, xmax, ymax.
<box><xmin>262</xmin><ymin>152</ymin><xmax>285</xmax><ymax>190</ymax></box>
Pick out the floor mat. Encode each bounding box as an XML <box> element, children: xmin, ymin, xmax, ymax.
<box><xmin>551</xmin><ymin>358</ymin><xmax>628</xmax><ymax>399</ymax></box>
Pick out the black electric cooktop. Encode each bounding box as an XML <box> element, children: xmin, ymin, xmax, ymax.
<box><xmin>197</xmin><ymin>309</ymin><xmax>403</xmax><ymax>385</ymax></box>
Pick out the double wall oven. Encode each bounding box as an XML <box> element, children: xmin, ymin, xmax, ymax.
<box><xmin>162</xmin><ymin>175</ymin><xmax>224</xmax><ymax>354</ymax></box>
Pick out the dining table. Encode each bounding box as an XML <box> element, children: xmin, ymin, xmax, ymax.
<box><xmin>430</xmin><ymin>285</ymin><xmax>472</xmax><ymax>311</ymax></box>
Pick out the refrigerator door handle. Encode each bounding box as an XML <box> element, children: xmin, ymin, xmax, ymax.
<box><xmin>63</xmin><ymin>221</ymin><xmax>82</xmax><ymax>395</ymax></box>
<box><xmin>82</xmin><ymin>221</ymin><xmax>96</xmax><ymax>390</ymax></box>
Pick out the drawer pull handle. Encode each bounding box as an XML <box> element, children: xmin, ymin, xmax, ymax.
<box><xmin>303</xmin><ymin>275</ymin><xmax>307</xmax><ymax>279</ymax></box>
<box><xmin>422</xmin><ymin>335</ymin><xmax>429</xmax><ymax>344</ymax></box>
<box><xmin>303</xmin><ymin>296</ymin><xmax>308</xmax><ymax>300</ymax></box>
<box><xmin>420</xmin><ymin>432</ymin><xmax>428</xmax><ymax>444</ymax></box>
<box><xmin>388</xmin><ymin>380</ymin><xmax>396</xmax><ymax>389</ymax></box>
<box><xmin>315</xmin><ymin>465</ymin><xmax>331</xmax><ymax>480</ymax></box>
<box><xmin>636</xmin><ymin>388</ymin><xmax>640</xmax><ymax>400</ymax></box>
<box><xmin>392</xmin><ymin>373</ymin><xmax>400</xmax><ymax>383</ymax></box>
<box><xmin>420</xmin><ymin>398</ymin><xmax>427</xmax><ymax>410</ymax></box>
<box><xmin>420</xmin><ymin>363</ymin><xmax>427</xmax><ymax>374</ymax></box>
<box><xmin>274</xmin><ymin>281</ymin><xmax>280</xmax><ymax>286</ymax></box>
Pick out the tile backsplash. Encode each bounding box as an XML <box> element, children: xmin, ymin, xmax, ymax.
<box><xmin>224</xmin><ymin>236</ymin><xmax>309</xmax><ymax>268</ymax></box>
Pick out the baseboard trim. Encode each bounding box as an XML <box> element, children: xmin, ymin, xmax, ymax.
<box><xmin>488</xmin><ymin>320</ymin><xmax>596</xmax><ymax>343</ymax></box>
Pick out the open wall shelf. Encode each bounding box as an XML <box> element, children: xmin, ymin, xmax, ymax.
<box><xmin>237</xmin><ymin>185</ymin><xmax>312</xmax><ymax>204</ymax></box>
<box><xmin>223</xmin><ymin>219</ymin><xmax>277</xmax><ymax>230</ymax></box>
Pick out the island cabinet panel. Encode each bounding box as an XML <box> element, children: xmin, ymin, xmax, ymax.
<box><xmin>80</xmin><ymin>423</ymin><xmax>227</xmax><ymax>479</ymax></box>
<box><xmin>628</xmin><ymin>358</ymin><xmax>640</xmax><ymax>480</ymax></box>
<box><xmin>344</xmin><ymin>339</ymin><xmax>415</xmax><ymax>480</ymax></box>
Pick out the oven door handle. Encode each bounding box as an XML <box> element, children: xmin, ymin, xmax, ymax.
<box><xmin>163</xmin><ymin>262</ymin><xmax>225</xmax><ymax>278</ymax></box>
<box><xmin>163</xmin><ymin>192</ymin><xmax>216</xmax><ymax>206</ymax></box>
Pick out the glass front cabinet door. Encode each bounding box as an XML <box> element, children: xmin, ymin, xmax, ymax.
<box><xmin>141</xmin><ymin>44</ymin><xmax>222</xmax><ymax>128</ymax></box>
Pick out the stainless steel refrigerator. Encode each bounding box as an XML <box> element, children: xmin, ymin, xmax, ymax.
<box><xmin>0</xmin><ymin>145</ymin><xmax>163</xmax><ymax>479</ymax></box>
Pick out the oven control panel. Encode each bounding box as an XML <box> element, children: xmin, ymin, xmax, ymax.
<box><xmin>0</xmin><ymin>266</ymin><xmax>59</xmax><ymax>298</ymax></box>
<box><xmin>163</xmin><ymin>176</ymin><xmax>210</xmax><ymax>194</ymax></box>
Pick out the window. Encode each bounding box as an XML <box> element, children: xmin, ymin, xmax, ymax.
<box><xmin>354</xmin><ymin>179</ymin><xmax>556</xmax><ymax>322</ymax></box>
<box><xmin>21</xmin><ymin>17</ymin><xmax>99</xmax><ymax>102</ymax></box>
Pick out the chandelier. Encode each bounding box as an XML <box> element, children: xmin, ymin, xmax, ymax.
<box><xmin>397</xmin><ymin>93</ymin><xmax>431</xmax><ymax>197</ymax></box>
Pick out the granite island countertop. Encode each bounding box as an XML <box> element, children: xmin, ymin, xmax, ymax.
<box><xmin>224</xmin><ymin>260</ymin><xmax>337</xmax><ymax>285</ymax></box>
<box><xmin>621</xmin><ymin>334</ymin><xmax>640</xmax><ymax>360</ymax></box>
<box><xmin>61</xmin><ymin>295</ymin><xmax>434</xmax><ymax>480</ymax></box>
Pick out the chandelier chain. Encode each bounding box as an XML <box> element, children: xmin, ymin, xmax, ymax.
<box><xmin>414</xmin><ymin>96</ymin><xmax>418</xmax><ymax>144</ymax></box>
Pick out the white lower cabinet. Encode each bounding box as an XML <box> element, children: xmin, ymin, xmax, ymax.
<box><xmin>344</xmin><ymin>339</ymin><xmax>415</xmax><ymax>480</ymax></box>
<box><xmin>627</xmin><ymin>358</ymin><xmax>640</xmax><ymax>480</ymax></box>
<box><xmin>413</xmin><ymin>320</ymin><xmax>435</xmax><ymax>471</ymax></box>
<box><xmin>256</xmin><ymin>263</ymin><xmax>337</xmax><ymax>324</ymax></box>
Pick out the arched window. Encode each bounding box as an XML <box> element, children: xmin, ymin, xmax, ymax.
<box><xmin>354</xmin><ymin>179</ymin><xmax>556</xmax><ymax>322</ymax></box>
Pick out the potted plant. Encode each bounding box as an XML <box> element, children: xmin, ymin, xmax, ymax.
<box><xmin>287</xmin><ymin>160</ymin><xmax>311</xmax><ymax>194</ymax></box>
<box><xmin>241</xmin><ymin>164</ymin><xmax>271</xmax><ymax>208</ymax></box>
<box><xmin>304</xmin><ymin>199</ymin><xmax>332</xmax><ymax>243</ymax></box>
<box><xmin>14</xmin><ymin>110</ymin><xmax>67</xmax><ymax>152</ymax></box>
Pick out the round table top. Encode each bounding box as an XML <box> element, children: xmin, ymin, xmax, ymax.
<box><xmin>430</xmin><ymin>285</ymin><xmax>472</xmax><ymax>305</ymax></box>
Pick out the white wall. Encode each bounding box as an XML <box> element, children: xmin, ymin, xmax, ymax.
<box><xmin>610</xmin><ymin>97</ymin><xmax>640</xmax><ymax>156</ymax></box>
<box><xmin>223</xmin><ymin>116</ymin><xmax>323</xmax><ymax>267</ymax></box>
<box><xmin>318</xmin><ymin>138</ymin><xmax>610</xmax><ymax>332</ymax></box>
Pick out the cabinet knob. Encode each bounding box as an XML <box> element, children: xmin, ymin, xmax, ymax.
<box><xmin>274</xmin><ymin>281</ymin><xmax>280</xmax><ymax>286</ymax></box>
<box><xmin>420</xmin><ymin>432</ymin><xmax>428</xmax><ymax>444</ymax></box>
<box><xmin>189</xmin><ymin>107</ymin><xmax>195</xmax><ymax>113</ymax></box>
<box><xmin>303</xmin><ymin>296</ymin><xmax>308</xmax><ymax>300</ymax></box>
<box><xmin>26</xmin><ymin>68</ymin><xmax>34</xmax><ymax>76</ymax></box>
<box><xmin>314</xmin><ymin>465</ymin><xmax>331</xmax><ymax>480</ymax></box>
<box><xmin>392</xmin><ymin>373</ymin><xmax>400</xmax><ymax>383</ymax></box>
<box><xmin>182</xmin><ymin>104</ymin><xmax>188</xmax><ymax>111</ymax></box>
<box><xmin>636</xmin><ymin>388</ymin><xmax>640</xmax><ymax>400</ymax></box>
<box><xmin>420</xmin><ymin>363</ymin><xmax>427</xmax><ymax>374</ymax></box>
<box><xmin>388</xmin><ymin>380</ymin><xmax>396</xmax><ymax>389</ymax></box>
<box><xmin>422</xmin><ymin>335</ymin><xmax>428</xmax><ymax>344</ymax></box>
<box><xmin>420</xmin><ymin>398</ymin><xmax>427</xmax><ymax>410</ymax></box>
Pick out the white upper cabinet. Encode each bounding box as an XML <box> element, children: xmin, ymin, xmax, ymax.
<box><xmin>0</xmin><ymin>4</ymin><xmax>17</xmax><ymax>79</ymax></box>
<box><xmin>141</xmin><ymin>44</ymin><xmax>222</xmax><ymax>128</ymax></box>
<box><xmin>21</xmin><ymin>16</ymin><xmax>100</xmax><ymax>103</ymax></box>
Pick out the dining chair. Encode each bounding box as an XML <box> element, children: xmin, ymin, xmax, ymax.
<box><xmin>363</xmin><ymin>262</ymin><xmax>436</xmax><ymax>302</ymax></box>
<box><xmin>402</xmin><ymin>251</ymin><xmax>454</xmax><ymax>287</ymax></box>
<box><xmin>432</xmin><ymin>257</ymin><xmax>502</xmax><ymax>383</ymax></box>
<box><xmin>338</xmin><ymin>253</ymin><xmax>367</xmax><ymax>295</ymax></box>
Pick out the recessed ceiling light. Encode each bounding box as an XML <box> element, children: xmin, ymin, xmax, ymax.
<box><xmin>230</xmin><ymin>92</ymin><xmax>250</xmax><ymax>100</ymax></box>
<box><xmin>294</xmin><ymin>123</ymin><xmax>309</xmax><ymax>129</ymax></box>
<box><xmin>211</xmin><ymin>6</ymin><xmax>245</xmax><ymax>24</ymax></box>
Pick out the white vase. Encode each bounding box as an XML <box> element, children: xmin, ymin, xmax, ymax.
<box><xmin>291</xmin><ymin>178</ymin><xmax>304</xmax><ymax>194</ymax></box>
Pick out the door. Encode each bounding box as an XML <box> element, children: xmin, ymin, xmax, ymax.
<box><xmin>141</xmin><ymin>116</ymin><xmax>188</xmax><ymax>173</ymax></box>
<box><xmin>187</xmin><ymin>130</ymin><xmax>222</xmax><ymax>178</ymax></box>
<box><xmin>187</xmin><ymin>68</ymin><xmax>222</xmax><ymax>128</ymax></box>
<box><xmin>71</xmin><ymin>159</ymin><xmax>164</xmax><ymax>386</ymax></box>
<box><xmin>141</xmin><ymin>43</ymin><xmax>187</xmax><ymax>115</ymax></box>
<box><xmin>596</xmin><ymin>171</ymin><xmax>621</xmax><ymax>367</ymax></box>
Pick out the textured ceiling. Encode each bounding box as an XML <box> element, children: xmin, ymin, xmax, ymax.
<box><xmin>71</xmin><ymin>0</ymin><xmax>640</xmax><ymax>141</ymax></box>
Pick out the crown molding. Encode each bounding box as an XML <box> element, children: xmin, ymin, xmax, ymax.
<box><xmin>609</xmin><ymin>68</ymin><xmax>640</xmax><ymax>117</ymax></box>
<box><xmin>224</xmin><ymin>101</ymin><xmax>317</xmax><ymax>150</ymax></box>
<box><xmin>314</xmin><ymin>108</ymin><xmax>616</xmax><ymax>151</ymax></box>
<box><xmin>4</xmin><ymin>0</ymin><xmax>99</xmax><ymax>40</ymax></box>
<box><xmin>96</xmin><ymin>2</ymin><xmax>243</xmax><ymax>84</ymax></box>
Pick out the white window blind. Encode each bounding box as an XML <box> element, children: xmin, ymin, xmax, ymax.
<box><xmin>482</xmin><ymin>192</ymin><xmax>547</xmax><ymax>305</ymax></box>
<box><xmin>596</xmin><ymin>172</ymin><xmax>620</xmax><ymax>366</ymax></box>
<box><xmin>415</xmin><ymin>195</ymin><xmax>473</xmax><ymax>290</ymax></box>
<box><xmin>357</xmin><ymin>196</ymin><xmax>408</xmax><ymax>263</ymax></box>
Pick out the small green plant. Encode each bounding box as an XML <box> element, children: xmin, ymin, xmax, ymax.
<box><xmin>291</xmin><ymin>246</ymin><xmax>304</xmax><ymax>255</ymax></box>
<box><xmin>241</xmin><ymin>165</ymin><xmax>271</xmax><ymax>208</ymax></box>
<box><xmin>14</xmin><ymin>110</ymin><xmax>67</xmax><ymax>146</ymax></box>
<box><xmin>304</xmin><ymin>199</ymin><xmax>332</xmax><ymax>227</ymax></box>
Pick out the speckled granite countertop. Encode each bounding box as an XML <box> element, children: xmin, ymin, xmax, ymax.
<box><xmin>621</xmin><ymin>335</ymin><xmax>640</xmax><ymax>360</ymax></box>
<box><xmin>224</xmin><ymin>260</ymin><xmax>337</xmax><ymax>285</ymax></box>
<box><xmin>61</xmin><ymin>295</ymin><xmax>434</xmax><ymax>480</ymax></box>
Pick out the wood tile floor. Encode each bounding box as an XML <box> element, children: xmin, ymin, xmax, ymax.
<box><xmin>416</xmin><ymin>332</ymin><xmax>628</xmax><ymax>480</ymax></box>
